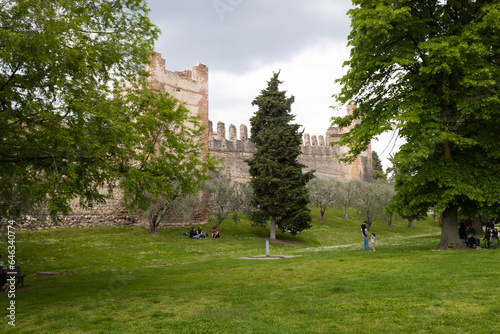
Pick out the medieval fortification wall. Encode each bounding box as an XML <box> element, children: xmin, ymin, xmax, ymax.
<box><xmin>208</xmin><ymin>113</ymin><xmax>373</xmax><ymax>183</ymax></box>
<box><xmin>34</xmin><ymin>52</ymin><xmax>372</xmax><ymax>230</ymax></box>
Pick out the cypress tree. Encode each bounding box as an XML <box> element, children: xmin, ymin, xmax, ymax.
<box><xmin>246</xmin><ymin>72</ymin><xmax>314</xmax><ymax>239</ymax></box>
<box><xmin>372</xmin><ymin>151</ymin><xmax>385</xmax><ymax>180</ymax></box>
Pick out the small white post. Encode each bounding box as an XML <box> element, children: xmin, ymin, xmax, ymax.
<box><xmin>266</xmin><ymin>237</ymin><xmax>270</xmax><ymax>257</ymax></box>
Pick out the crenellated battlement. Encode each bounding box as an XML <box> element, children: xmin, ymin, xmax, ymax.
<box><xmin>208</xmin><ymin>120</ymin><xmax>345</xmax><ymax>153</ymax></box>
<box><xmin>146</xmin><ymin>51</ymin><xmax>209</xmax><ymax>130</ymax></box>
<box><xmin>208</xmin><ymin>104</ymin><xmax>372</xmax><ymax>182</ymax></box>
<box><xmin>208</xmin><ymin>103</ymin><xmax>357</xmax><ymax>147</ymax></box>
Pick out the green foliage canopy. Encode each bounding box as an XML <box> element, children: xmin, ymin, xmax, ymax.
<box><xmin>333</xmin><ymin>0</ymin><xmax>500</xmax><ymax>228</ymax></box>
<box><xmin>115</xmin><ymin>80</ymin><xmax>219</xmax><ymax>234</ymax></box>
<box><xmin>114</xmin><ymin>81</ymin><xmax>218</xmax><ymax>207</ymax></box>
<box><xmin>0</xmin><ymin>0</ymin><xmax>218</xmax><ymax>223</ymax></box>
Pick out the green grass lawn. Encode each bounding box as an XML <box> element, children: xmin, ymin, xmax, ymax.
<box><xmin>1</xmin><ymin>208</ymin><xmax>499</xmax><ymax>333</ymax></box>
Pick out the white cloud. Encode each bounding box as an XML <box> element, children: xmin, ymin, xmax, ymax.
<box><xmin>209</xmin><ymin>39</ymin><xmax>350</xmax><ymax>138</ymax></box>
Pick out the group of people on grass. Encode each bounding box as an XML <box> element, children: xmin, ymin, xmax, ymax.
<box><xmin>189</xmin><ymin>226</ymin><xmax>220</xmax><ymax>239</ymax></box>
<box><xmin>187</xmin><ymin>218</ymin><xmax>499</xmax><ymax>249</ymax></box>
<box><xmin>459</xmin><ymin>217</ymin><xmax>497</xmax><ymax>249</ymax></box>
<box><xmin>189</xmin><ymin>217</ymin><xmax>500</xmax><ymax>249</ymax></box>
<box><xmin>361</xmin><ymin>217</ymin><xmax>500</xmax><ymax>252</ymax></box>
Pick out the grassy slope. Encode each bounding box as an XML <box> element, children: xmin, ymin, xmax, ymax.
<box><xmin>1</xmin><ymin>207</ymin><xmax>499</xmax><ymax>333</ymax></box>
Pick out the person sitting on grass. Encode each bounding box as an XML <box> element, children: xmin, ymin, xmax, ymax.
<box><xmin>212</xmin><ymin>228</ymin><xmax>221</xmax><ymax>239</ymax></box>
<box><xmin>197</xmin><ymin>226</ymin><xmax>208</xmax><ymax>238</ymax></box>
<box><xmin>189</xmin><ymin>227</ymin><xmax>201</xmax><ymax>239</ymax></box>
<box><xmin>466</xmin><ymin>223</ymin><xmax>481</xmax><ymax>249</ymax></box>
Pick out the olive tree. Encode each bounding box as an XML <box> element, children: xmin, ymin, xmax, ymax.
<box><xmin>338</xmin><ymin>180</ymin><xmax>361</xmax><ymax>220</ymax></box>
<box><xmin>202</xmin><ymin>177</ymin><xmax>252</xmax><ymax>229</ymax></box>
<box><xmin>307</xmin><ymin>178</ymin><xmax>340</xmax><ymax>222</ymax></box>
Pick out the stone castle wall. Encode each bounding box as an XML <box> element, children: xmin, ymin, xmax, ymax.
<box><xmin>146</xmin><ymin>52</ymin><xmax>209</xmax><ymax>129</ymax></box>
<box><xmin>40</xmin><ymin>53</ymin><xmax>372</xmax><ymax>230</ymax></box>
<box><xmin>208</xmin><ymin>106</ymin><xmax>374</xmax><ymax>183</ymax></box>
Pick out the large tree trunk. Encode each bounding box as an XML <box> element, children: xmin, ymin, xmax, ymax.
<box><xmin>407</xmin><ymin>220</ymin><xmax>413</xmax><ymax>228</ymax></box>
<box><xmin>366</xmin><ymin>211</ymin><xmax>373</xmax><ymax>230</ymax></box>
<box><xmin>149</xmin><ymin>216</ymin><xmax>159</xmax><ymax>234</ymax></box>
<box><xmin>319</xmin><ymin>205</ymin><xmax>326</xmax><ymax>222</ymax></box>
<box><xmin>148</xmin><ymin>198</ymin><xmax>172</xmax><ymax>234</ymax></box>
<box><xmin>148</xmin><ymin>207</ymin><xmax>159</xmax><ymax>234</ymax></box>
<box><xmin>270</xmin><ymin>216</ymin><xmax>277</xmax><ymax>240</ymax></box>
<box><xmin>438</xmin><ymin>205</ymin><xmax>465</xmax><ymax>249</ymax></box>
<box><xmin>473</xmin><ymin>217</ymin><xmax>483</xmax><ymax>235</ymax></box>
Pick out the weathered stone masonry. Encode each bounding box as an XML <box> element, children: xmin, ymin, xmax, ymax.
<box><xmin>38</xmin><ymin>52</ymin><xmax>372</xmax><ymax>230</ymax></box>
<box><xmin>147</xmin><ymin>51</ymin><xmax>209</xmax><ymax>131</ymax></box>
<box><xmin>209</xmin><ymin>113</ymin><xmax>374</xmax><ymax>183</ymax></box>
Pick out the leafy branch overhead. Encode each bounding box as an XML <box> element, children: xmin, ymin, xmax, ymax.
<box><xmin>0</xmin><ymin>1</ymin><xmax>219</xmax><ymax>225</ymax></box>
<box><xmin>332</xmin><ymin>0</ymin><xmax>500</xmax><ymax>249</ymax></box>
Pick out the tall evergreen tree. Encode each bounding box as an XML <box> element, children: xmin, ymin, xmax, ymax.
<box><xmin>246</xmin><ymin>72</ymin><xmax>314</xmax><ymax>239</ymax></box>
<box><xmin>372</xmin><ymin>151</ymin><xmax>385</xmax><ymax>180</ymax></box>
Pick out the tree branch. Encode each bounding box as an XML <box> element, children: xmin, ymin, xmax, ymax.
<box><xmin>0</xmin><ymin>154</ymin><xmax>61</xmax><ymax>163</ymax></box>
<box><xmin>0</xmin><ymin>62</ymin><xmax>21</xmax><ymax>92</ymax></box>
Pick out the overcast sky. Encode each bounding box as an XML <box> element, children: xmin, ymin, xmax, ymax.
<box><xmin>146</xmin><ymin>0</ymin><xmax>400</xmax><ymax>169</ymax></box>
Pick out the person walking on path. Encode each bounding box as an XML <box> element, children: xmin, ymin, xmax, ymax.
<box><xmin>361</xmin><ymin>221</ymin><xmax>370</xmax><ymax>251</ymax></box>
